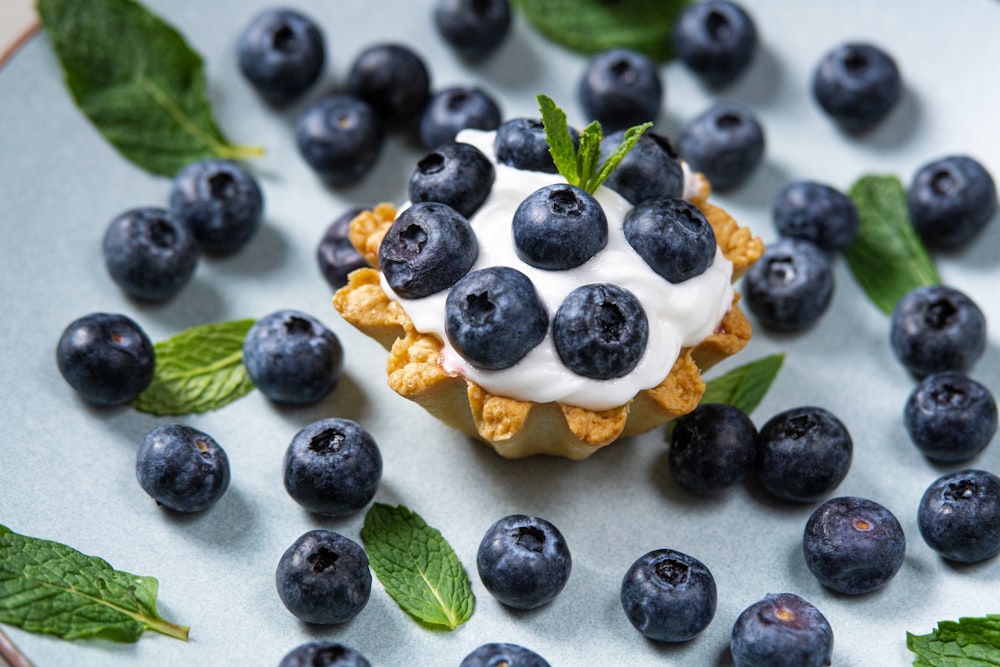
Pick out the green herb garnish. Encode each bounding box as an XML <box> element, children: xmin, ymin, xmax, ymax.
<box><xmin>36</xmin><ymin>0</ymin><xmax>263</xmax><ymax>177</ymax></box>
<box><xmin>513</xmin><ymin>0</ymin><xmax>692</xmax><ymax>61</ymax></box>
<box><xmin>361</xmin><ymin>503</ymin><xmax>474</xmax><ymax>631</ymax></box>
<box><xmin>0</xmin><ymin>525</ymin><xmax>188</xmax><ymax>642</ymax></box>
<box><xmin>907</xmin><ymin>614</ymin><xmax>1000</xmax><ymax>666</ymax></box>
<box><xmin>537</xmin><ymin>94</ymin><xmax>651</xmax><ymax>194</ymax></box>
<box><xmin>701</xmin><ymin>353</ymin><xmax>785</xmax><ymax>414</ymax></box>
<box><xmin>128</xmin><ymin>318</ymin><xmax>256</xmax><ymax>416</ymax></box>
<box><xmin>844</xmin><ymin>174</ymin><xmax>940</xmax><ymax>314</ymax></box>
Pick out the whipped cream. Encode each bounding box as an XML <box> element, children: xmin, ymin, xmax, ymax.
<box><xmin>380</xmin><ymin>129</ymin><xmax>735</xmax><ymax>411</ymax></box>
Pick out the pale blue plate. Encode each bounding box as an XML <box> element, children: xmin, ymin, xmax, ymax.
<box><xmin>2</xmin><ymin>1</ymin><xmax>999</xmax><ymax>665</ymax></box>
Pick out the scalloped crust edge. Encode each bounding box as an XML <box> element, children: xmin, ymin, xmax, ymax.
<box><xmin>333</xmin><ymin>179</ymin><xmax>763</xmax><ymax>459</ymax></box>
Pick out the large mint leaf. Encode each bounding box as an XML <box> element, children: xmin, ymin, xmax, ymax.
<box><xmin>129</xmin><ymin>318</ymin><xmax>256</xmax><ymax>416</ymax></box>
<box><xmin>0</xmin><ymin>525</ymin><xmax>188</xmax><ymax>642</ymax></box>
<box><xmin>36</xmin><ymin>0</ymin><xmax>262</xmax><ymax>176</ymax></box>
<box><xmin>845</xmin><ymin>174</ymin><xmax>940</xmax><ymax>314</ymax></box>
<box><xmin>907</xmin><ymin>615</ymin><xmax>1000</xmax><ymax>666</ymax></box>
<box><xmin>513</xmin><ymin>0</ymin><xmax>692</xmax><ymax>61</ymax></box>
<box><xmin>361</xmin><ymin>503</ymin><xmax>474</xmax><ymax>631</ymax></box>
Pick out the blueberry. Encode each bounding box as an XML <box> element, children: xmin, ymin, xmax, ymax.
<box><xmin>908</xmin><ymin>155</ymin><xmax>998</xmax><ymax>249</ymax></box>
<box><xmin>578</xmin><ymin>48</ymin><xmax>662</xmax><ymax>133</ymax></box>
<box><xmin>918</xmin><ymin>469</ymin><xmax>1000</xmax><ymax>564</ymax></box>
<box><xmin>135</xmin><ymin>424</ymin><xmax>230</xmax><ymax>513</ymax></box>
<box><xmin>730</xmin><ymin>593</ymin><xmax>833</xmax><ymax>667</ymax></box>
<box><xmin>296</xmin><ymin>95</ymin><xmax>385</xmax><ymax>186</ymax></box>
<box><xmin>903</xmin><ymin>371</ymin><xmax>997</xmax><ymax>463</ymax></box>
<box><xmin>889</xmin><ymin>284</ymin><xmax>986</xmax><ymax>378</ymax></box>
<box><xmin>379</xmin><ymin>202</ymin><xmax>479</xmax><ymax>299</ymax></box>
<box><xmin>279</xmin><ymin>641</ymin><xmax>372</xmax><ymax>667</ymax></box>
<box><xmin>275</xmin><ymin>530</ymin><xmax>371</xmax><ymax>625</ymax></box>
<box><xmin>419</xmin><ymin>86</ymin><xmax>502</xmax><ymax>150</ymax></box>
<box><xmin>756</xmin><ymin>406</ymin><xmax>852</xmax><ymax>503</ymax></box>
<box><xmin>493</xmin><ymin>117</ymin><xmax>579</xmax><ymax>174</ymax></box>
<box><xmin>283</xmin><ymin>418</ymin><xmax>382</xmax><ymax>517</ymax></box>
<box><xmin>55</xmin><ymin>312</ymin><xmax>155</xmax><ymax>406</ymax></box>
<box><xmin>600</xmin><ymin>130</ymin><xmax>684</xmax><ymax>205</ymax></box>
<box><xmin>772</xmin><ymin>180</ymin><xmax>860</xmax><ymax>252</ymax></box>
<box><xmin>620</xmin><ymin>548</ymin><xmax>717</xmax><ymax>643</ymax></box>
<box><xmin>446</xmin><ymin>267</ymin><xmax>548</xmax><ymax>370</ymax></box>
<box><xmin>408</xmin><ymin>141</ymin><xmax>495</xmax><ymax>218</ymax></box>
<box><xmin>679</xmin><ymin>101</ymin><xmax>764</xmax><ymax>191</ymax></box>
<box><xmin>669</xmin><ymin>403</ymin><xmax>758</xmax><ymax>495</ymax></box>
<box><xmin>169</xmin><ymin>159</ymin><xmax>264</xmax><ymax>255</ymax></box>
<box><xmin>346</xmin><ymin>43</ymin><xmax>431</xmax><ymax>128</ymax></box>
<box><xmin>242</xmin><ymin>310</ymin><xmax>343</xmax><ymax>405</ymax></box>
<box><xmin>317</xmin><ymin>207</ymin><xmax>368</xmax><ymax>289</ymax></box>
<box><xmin>102</xmin><ymin>206</ymin><xmax>199</xmax><ymax>301</ymax></box>
<box><xmin>512</xmin><ymin>184</ymin><xmax>608</xmax><ymax>270</ymax></box>
<box><xmin>742</xmin><ymin>238</ymin><xmax>834</xmax><ymax>332</ymax></box>
<box><xmin>459</xmin><ymin>643</ymin><xmax>551</xmax><ymax>667</ymax></box>
<box><xmin>237</xmin><ymin>8</ymin><xmax>324</xmax><ymax>106</ymax></box>
<box><xmin>623</xmin><ymin>196</ymin><xmax>716</xmax><ymax>283</ymax></box>
<box><xmin>476</xmin><ymin>515</ymin><xmax>572</xmax><ymax>610</ymax></box>
<box><xmin>552</xmin><ymin>283</ymin><xmax>648</xmax><ymax>380</ymax></box>
<box><xmin>812</xmin><ymin>42</ymin><xmax>901</xmax><ymax>132</ymax></box>
<box><xmin>672</xmin><ymin>0</ymin><xmax>758</xmax><ymax>87</ymax></box>
<box><xmin>802</xmin><ymin>496</ymin><xmax>906</xmax><ymax>595</ymax></box>
<box><xmin>434</xmin><ymin>0</ymin><xmax>512</xmax><ymax>62</ymax></box>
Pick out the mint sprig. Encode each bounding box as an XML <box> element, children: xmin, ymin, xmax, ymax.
<box><xmin>907</xmin><ymin>614</ymin><xmax>1000</xmax><ymax>666</ymax></box>
<box><xmin>537</xmin><ymin>94</ymin><xmax>651</xmax><ymax>194</ymax></box>
<box><xmin>361</xmin><ymin>503</ymin><xmax>474</xmax><ymax>631</ymax></box>
<box><xmin>128</xmin><ymin>318</ymin><xmax>256</xmax><ymax>416</ymax></box>
<box><xmin>0</xmin><ymin>525</ymin><xmax>189</xmax><ymax>642</ymax></box>
<box><xmin>845</xmin><ymin>174</ymin><xmax>940</xmax><ymax>314</ymax></box>
<box><xmin>37</xmin><ymin>0</ymin><xmax>263</xmax><ymax>176</ymax></box>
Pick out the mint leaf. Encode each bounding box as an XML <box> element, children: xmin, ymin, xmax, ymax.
<box><xmin>513</xmin><ymin>0</ymin><xmax>692</xmax><ymax>61</ymax></box>
<box><xmin>37</xmin><ymin>0</ymin><xmax>263</xmax><ymax>177</ymax></box>
<box><xmin>361</xmin><ymin>503</ymin><xmax>474</xmax><ymax>631</ymax></box>
<box><xmin>537</xmin><ymin>94</ymin><xmax>580</xmax><ymax>186</ymax></box>
<box><xmin>907</xmin><ymin>615</ymin><xmax>1000</xmax><ymax>666</ymax></box>
<box><xmin>588</xmin><ymin>120</ymin><xmax>652</xmax><ymax>192</ymax></box>
<box><xmin>537</xmin><ymin>94</ymin><xmax>650</xmax><ymax>194</ymax></box>
<box><xmin>845</xmin><ymin>174</ymin><xmax>940</xmax><ymax>314</ymax></box>
<box><xmin>129</xmin><ymin>318</ymin><xmax>256</xmax><ymax>416</ymax></box>
<box><xmin>0</xmin><ymin>525</ymin><xmax>188</xmax><ymax>642</ymax></box>
<box><xmin>700</xmin><ymin>353</ymin><xmax>785</xmax><ymax>414</ymax></box>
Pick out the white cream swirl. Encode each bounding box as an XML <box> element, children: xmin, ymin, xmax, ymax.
<box><xmin>380</xmin><ymin>129</ymin><xmax>734</xmax><ymax>411</ymax></box>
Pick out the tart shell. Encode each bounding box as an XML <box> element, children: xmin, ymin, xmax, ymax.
<box><xmin>333</xmin><ymin>177</ymin><xmax>763</xmax><ymax>459</ymax></box>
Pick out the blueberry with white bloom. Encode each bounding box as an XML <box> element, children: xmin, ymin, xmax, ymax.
<box><xmin>624</xmin><ymin>196</ymin><xmax>716</xmax><ymax>283</ymax></box>
<box><xmin>136</xmin><ymin>424</ymin><xmax>230</xmax><ymax>513</ymax></box>
<box><xmin>408</xmin><ymin>141</ymin><xmax>495</xmax><ymax>218</ymax></box>
<box><xmin>296</xmin><ymin>95</ymin><xmax>385</xmax><ymax>186</ymax></box>
<box><xmin>812</xmin><ymin>42</ymin><xmax>901</xmax><ymax>132</ymax></box>
<box><xmin>903</xmin><ymin>371</ymin><xmax>997</xmax><ymax>463</ymax></box>
<box><xmin>600</xmin><ymin>129</ymin><xmax>684</xmax><ymax>205</ymax></box>
<box><xmin>169</xmin><ymin>159</ymin><xmax>264</xmax><ymax>255</ymax></box>
<box><xmin>908</xmin><ymin>155</ymin><xmax>998</xmax><ymax>249</ymax></box>
<box><xmin>553</xmin><ymin>283</ymin><xmax>648</xmax><ymax>380</ymax></box>
<box><xmin>102</xmin><ymin>206</ymin><xmax>199</xmax><ymax>301</ymax></box>
<box><xmin>731</xmin><ymin>593</ymin><xmax>833</xmax><ymax>667</ymax></box>
<box><xmin>889</xmin><ymin>284</ymin><xmax>986</xmax><ymax>378</ymax></box>
<box><xmin>918</xmin><ymin>469</ymin><xmax>1000</xmax><ymax>564</ymax></box>
<box><xmin>513</xmin><ymin>184</ymin><xmax>608</xmax><ymax>270</ymax></box>
<box><xmin>446</xmin><ymin>267</ymin><xmax>548</xmax><ymax>370</ymax></box>
<box><xmin>680</xmin><ymin>101</ymin><xmax>764</xmax><ymax>191</ymax></box>
<box><xmin>237</xmin><ymin>8</ymin><xmax>325</xmax><ymax>106</ymax></box>
<box><xmin>742</xmin><ymin>238</ymin><xmax>833</xmax><ymax>332</ymax></box>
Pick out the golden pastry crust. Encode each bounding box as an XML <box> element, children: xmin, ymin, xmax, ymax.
<box><xmin>333</xmin><ymin>181</ymin><xmax>763</xmax><ymax>459</ymax></box>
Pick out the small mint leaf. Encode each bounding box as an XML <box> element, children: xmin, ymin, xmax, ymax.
<box><xmin>907</xmin><ymin>614</ymin><xmax>1000</xmax><ymax>666</ymax></box>
<box><xmin>845</xmin><ymin>174</ymin><xmax>940</xmax><ymax>314</ymax></box>
<box><xmin>128</xmin><ymin>318</ymin><xmax>256</xmax><ymax>416</ymax></box>
<box><xmin>700</xmin><ymin>353</ymin><xmax>784</xmax><ymax>414</ymax></box>
<box><xmin>361</xmin><ymin>503</ymin><xmax>475</xmax><ymax>631</ymax></box>
<box><xmin>576</xmin><ymin>120</ymin><xmax>604</xmax><ymax>191</ymax></box>
<box><xmin>537</xmin><ymin>94</ymin><xmax>580</xmax><ymax>186</ymax></box>
<box><xmin>0</xmin><ymin>524</ymin><xmax>189</xmax><ymax>642</ymax></box>
<box><xmin>588</xmin><ymin>121</ymin><xmax>652</xmax><ymax>192</ymax></box>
